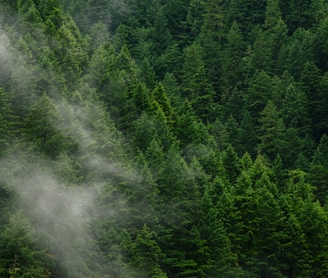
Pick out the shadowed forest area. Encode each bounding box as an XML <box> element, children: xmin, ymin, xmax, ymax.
<box><xmin>0</xmin><ymin>0</ymin><xmax>328</xmax><ymax>277</ymax></box>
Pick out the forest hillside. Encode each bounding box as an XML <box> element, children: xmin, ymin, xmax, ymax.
<box><xmin>0</xmin><ymin>0</ymin><xmax>328</xmax><ymax>277</ymax></box>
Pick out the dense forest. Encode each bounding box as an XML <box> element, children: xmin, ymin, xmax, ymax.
<box><xmin>0</xmin><ymin>0</ymin><xmax>328</xmax><ymax>277</ymax></box>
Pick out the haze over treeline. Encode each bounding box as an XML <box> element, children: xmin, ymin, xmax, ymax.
<box><xmin>0</xmin><ymin>0</ymin><xmax>328</xmax><ymax>277</ymax></box>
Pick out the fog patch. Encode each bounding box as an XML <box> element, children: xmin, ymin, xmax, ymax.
<box><xmin>0</xmin><ymin>29</ymin><xmax>12</xmax><ymax>83</ymax></box>
<box><xmin>0</xmin><ymin>152</ymin><xmax>105</xmax><ymax>277</ymax></box>
<box><xmin>0</xmin><ymin>6</ymin><xmax>144</xmax><ymax>275</ymax></box>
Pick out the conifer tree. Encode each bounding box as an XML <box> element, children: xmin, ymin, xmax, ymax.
<box><xmin>300</xmin><ymin>61</ymin><xmax>324</xmax><ymax>140</ymax></box>
<box><xmin>278</xmin><ymin>197</ymin><xmax>311</xmax><ymax>277</ymax></box>
<box><xmin>186</xmin><ymin>0</ymin><xmax>206</xmax><ymax>40</ymax></box>
<box><xmin>3</xmin><ymin>0</ymin><xmax>328</xmax><ymax>276</ymax></box>
<box><xmin>284</xmin><ymin>28</ymin><xmax>313</xmax><ymax>79</ymax></box>
<box><xmin>199</xmin><ymin>0</ymin><xmax>225</xmax><ymax>93</ymax></box>
<box><xmin>180</xmin><ymin>42</ymin><xmax>216</xmax><ymax>122</ymax></box>
<box><xmin>282</xmin><ymin>83</ymin><xmax>311</xmax><ymax>134</ymax></box>
<box><xmin>257</xmin><ymin>100</ymin><xmax>286</xmax><ymax>161</ymax></box>
<box><xmin>127</xmin><ymin>225</ymin><xmax>167</xmax><ymax>277</ymax></box>
<box><xmin>221</xmin><ymin>21</ymin><xmax>246</xmax><ymax>99</ymax></box>
<box><xmin>238</xmin><ymin>110</ymin><xmax>258</xmax><ymax>156</ymax></box>
<box><xmin>17</xmin><ymin>0</ymin><xmax>43</xmax><ymax>28</ymax></box>
<box><xmin>175</xmin><ymin>100</ymin><xmax>210</xmax><ymax>148</ymax></box>
<box><xmin>309</xmin><ymin>134</ymin><xmax>328</xmax><ymax>204</ymax></box>
<box><xmin>250</xmin><ymin>1</ymin><xmax>288</xmax><ymax>76</ymax></box>
<box><xmin>24</xmin><ymin>93</ymin><xmax>73</xmax><ymax>158</ymax></box>
<box><xmin>0</xmin><ymin>88</ymin><xmax>16</xmax><ymax>156</ymax></box>
<box><xmin>245</xmin><ymin>70</ymin><xmax>273</xmax><ymax>119</ymax></box>
<box><xmin>224</xmin><ymin>0</ymin><xmax>267</xmax><ymax>37</ymax></box>
<box><xmin>209</xmin><ymin>118</ymin><xmax>230</xmax><ymax>151</ymax></box>
<box><xmin>145</xmin><ymin>138</ymin><xmax>165</xmax><ymax>179</ymax></box>
<box><xmin>150</xmin><ymin>6</ymin><xmax>172</xmax><ymax>56</ymax></box>
<box><xmin>285</xmin><ymin>170</ymin><xmax>328</xmax><ymax>275</ymax></box>
<box><xmin>152</xmin><ymin>82</ymin><xmax>175</xmax><ymax>128</ymax></box>
<box><xmin>130</xmin><ymin>112</ymin><xmax>158</xmax><ymax>152</ymax></box>
<box><xmin>221</xmin><ymin>145</ymin><xmax>241</xmax><ymax>185</ymax></box>
<box><xmin>198</xmin><ymin>184</ymin><xmax>238</xmax><ymax>277</ymax></box>
<box><xmin>0</xmin><ymin>211</ymin><xmax>53</xmax><ymax>278</ymax></box>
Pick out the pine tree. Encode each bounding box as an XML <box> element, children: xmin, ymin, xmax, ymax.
<box><xmin>257</xmin><ymin>100</ymin><xmax>286</xmax><ymax>161</ymax></box>
<box><xmin>0</xmin><ymin>88</ymin><xmax>16</xmax><ymax>156</ymax></box>
<box><xmin>156</xmin><ymin>147</ymin><xmax>204</xmax><ymax>277</ymax></box>
<box><xmin>150</xmin><ymin>6</ymin><xmax>172</xmax><ymax>56</ymax></box>
<box><xmin>245</xmin><ymin>70</ymin><xmax>273</xmax><ymax>119</ymax></box>
<box><xmin>145</xmin><ymin>137</ymin><xmax>165</xmax><ymax>179</ymax></box>
<box><xmin>209</xmin><ymin>118</ymin><xmax>230</xmax><ymax>151</ymax></box>
<box><xmin>250</xmin><ymin>1</ymin><xmax>288</xmax><ymax>75</ymax></box>
<box><xmin>53</xmin><ymin>17</ymin><xmax>86</xmax><ymax>85</ymax></box>
<box><xmin>130</xmin><ymin>112</ymin><xmax>158</xmax><ymax>152</ymax></box>
<box><xmin>231</xmin><ymin>156</ymin><xmax>288</xmax><ymax>275</ymax></box>
<box><xmin>186</xmin><ymin>0</ymin><xmax>206</xmax><ymax>40</ymax></box>
<box><xmin>284</xmin><ymin>28</ymin><xmax>313</xmax><ymax>79</ymax></box>
<box><xmin>180</xmin><ymin>42</ymin><xmax>216</xmax><ymax>122</ymax></box>
<box><xmin>313</xmin><ymin>16</ymin><xmax>328</xmax><ymax>72</ymax></box>
<box><xmin>281</xmin><ymin>83</ymin><xmax>311</xmax><ymax>135</ymax></box>
<box><xmin>164</xmin><ymin>0</ymin><xmax>189</xmax><ymax>42</ymax></box>
<box><xmin>198</xmin><ymin>184</ymin><xmax>238</xmax><ymax>277</ymax></box>
<box><xmin>132</xmin><ymin>82</ymin><xmax>153</xmax><ymax>115</ymax></box>
<box><xmin>152</xmin><ymin>82</ymin><xmax>175</xmax><ymax>128</ymax></box>
<box><xmin>312</xmin><ymin>134</ymin><xmax>328</xmax><ymax>167</ymax></box>
<box><xmin>84</xmin><ymin>42</ymin><xmax>114</xmax><ymax>90</ymax></box>
<box><xmin>127</xmin><ymin>225</ymin><xmax>167</xmax><ymax>277</ymax></box>
<box><xmin>309</xmin><ymin>134</ymin><xmax>328</xmax><ymax>204</ymax></box>
<box><xmin>281</xmin><ymin>0</ymin><xmax>326</xmax><ymax>34</ymax></box>
<box><xmin>285</xmin><ymin>170</ymin><xmax>328</xmax><ymax>275</ymax></box>
<box><xmin>174</xmin><ymin>100</ymin><xmax>210</xmax><ymax>148</ymax></box>
<box><xmin>24</xmin><ymin>93</ymin><xmax>74</xmax><ymax>158</ymax></box>
<box><xmin>0</xmin><ymin>211</ymin><xmax>53</xmax><ymax>277</ymax></box>
<box><xmin>17</xmin><ymin>0</ymin><xmax>43</xmax><ymax>28</ymax></box>
<box><xmin>300</xmin><ymin>61</ymin><xmax>325</xmax><ymax>140</ymax></box>
<box><xmin>238</xmin><ymin>110</ymin><xmax>258</xmax><ymax>156</ymax></box>
<box><xmin>278</xmin><ymin>204</ymin><xmax>311</xmax><ymax>277</ymax></box>
<box><xmin>224</xmin><ymin>115</ymin><xmax>242</xmax><ymax>152</ymax></box>
<box><xmin>199</xmin><ymin>0</ymin><xmax>225</xmax><ymax>93</ymax></box>
<box><xmin>224</xmin><ymin>0</ymin><xmax>267</xmax><ymax>38</ymax></box>
<box><xmin>221</xmin><ymin>145</ymin><xmax>241</xmax><ymax>185</ymax></box>
<box><xmin>221</xmin><ymin>21</ymin><xmax>246</xmax><ymax>99</ymax></box>
<box><xmin>315</xmin><ymin>71</ymin><xmax>328</xmax><ymax>136</ymax></box>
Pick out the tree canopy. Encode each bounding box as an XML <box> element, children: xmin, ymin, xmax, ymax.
<box><xmin>0</xmin><ymin>0</ymin><xmax>328</xmax><ymax>276</ymax></box>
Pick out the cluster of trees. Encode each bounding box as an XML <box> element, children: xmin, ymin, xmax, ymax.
<box><xmin>0</xmin><ymin>0</ymin><xmax>328</xmax><ymax>277</ymax></box>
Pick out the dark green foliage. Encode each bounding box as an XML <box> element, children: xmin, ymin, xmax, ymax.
<box><xmin>126</xmin><ymin>225</ymin><xmax>166</xmax><ymax>277</ymax></box>
<box><xmin>221</xmin><ymin>145</ymin><xmax>241</xmax><ymax>185</ymax></box>
<box><xmin>1</xmin><ymin>1</ymin><xmax>328</xmax><ymax>277</ymax></box>
<box><xmin>280</xmin><ymin>0</ymin><xmax>325</xmax><ymax>34</ymax></box>
<box><xmin>0</xmin><ymin>211</ymin><xmax>53</xmax><ymax>277</ymax></box>
<box><xmin>300</xmin><ymin>61</ymin><xmax>328</xmax><ymax>140</ymax></box>
<box><xmin>309</xmin><ymin>134</ymin><xmax>328</xmax><ymax>204</ymax></box>
<box><xmin>198</xmin><ymin>0</ymin><xmax>225</xmax><ymax>93</ymax></box>
<box><xmin>152</xmin><ymin>82</ymin><xmax>175</xmax><ymax>128</ymax></box>
<box><xmin>248</xmin><ymin>0</ymin><xmax>288</xmax><ymax>75</ymax></box>
<box><xmin>174</xmin><ymin>100</ymin><xmax>210</xmax><ymax>148</ymax></box>
<box><xmin>221</xmin><ymin>21</ymin><xmax>246</xmax><ymax>99</ymax></box>
<box><xmin>257</xmin><ymin>100</ymin><xmax>286</xmax><ymax>161</ymax></box>
<box><xmin>0</xmin><ymin>88</ymin><xmax>17</xmax><ymax>156</ymax></box>
<box><xmin>225</xmin><ymin>0</ymin><xmax>267</xmax><ymax>38</ymax></box>
<box><xmin>284</xmin><ymin>28</ymin><xmax>313</xmax><ymax>79</ymax></box>
<box><xmin>180</xmin><ymin>42</ymin><xmax>216</xmax><ymax>122</ymax></box>
<box><xmin>238</xmin><ymin>110</ymin><xmax>258</xmax><ymax>156</ymax></box>
<box><xmin>245</xmin><ymin>70</ymin><xmax>274</xmax><ymax>118</ymax></box>
<box><xmin>24</xmin><ymin>93</ymin><xmax>76</xmax><ymax>158</ymax></box>
<box><xmin>185</xmin><ymin>0</ymin><xmax>206</xmax><ymax>40</ymax></box>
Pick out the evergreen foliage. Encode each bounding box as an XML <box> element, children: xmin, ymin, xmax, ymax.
<box><xmin>0</xmin><ymin>0</ymin><xmax>328</xmax><ymax>276</ymax></box>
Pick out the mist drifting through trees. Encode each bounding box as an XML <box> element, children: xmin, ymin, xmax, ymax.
<box><xmin>0</xmin><ymin>0</ymin><xmax>328</xmax><ymax>277</ymax></box>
